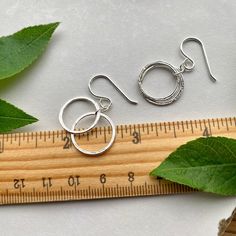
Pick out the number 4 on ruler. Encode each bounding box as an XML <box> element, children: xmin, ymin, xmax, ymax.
<box><xmin>203</xmin><ymin>127</ymin><xmax>212</xmax><ymax>137</ymax></box>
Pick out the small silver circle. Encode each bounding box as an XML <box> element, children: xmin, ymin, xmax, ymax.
<box><xmin>71</xmin><ymin>112</ymin><xmax>116</xmax><ymax>156</ymax></box>
<box><xmin>59</xmin><ymin>97</ymin><xmax>101</xmax><ymax>134</ymax></box>
<box><xmin>138</xmin><ymin>61</ymin><xmax>184</xmax><ymax>106</ymax></box>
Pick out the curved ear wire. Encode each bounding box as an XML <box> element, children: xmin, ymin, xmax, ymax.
<box><xmin>88</xmin><ymin>75</ymin><xmax>138</xmax><ymax>111</ymax></box>
<box><xmin>180</xmin><ymin>37</ymin><xmax>217</xmax><ymax>82</ymax></box>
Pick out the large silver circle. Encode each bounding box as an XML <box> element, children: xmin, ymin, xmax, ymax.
<box><xmin>59</xmin><ymin>97</ymin><xmax>101</xmax><ymax>134</ymax></box>
<box><xmin>71</xmin><ymin>112</ymin><xmax>116</xmax><ymax>156</ymax></box>
<box><xmin>138</xmin><ymin>61</ymin><xmax>184</xmax><ymax>105</ymax></box>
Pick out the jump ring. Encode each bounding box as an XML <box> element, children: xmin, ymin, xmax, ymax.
<box><xmin>59</xmin><ymin>97</ymin><xmax>101</xmax><ymax>134</ymax></box>
<box><xmin>138</xmin><ymin>61</ymin><xmax>184</xmax><ymax>106</ymax></box>
<box><xmin>71</xmin><ymin>112</ymin><xmax>116</xmax><ymax>156</ymax></box>
<box><xmin>183</xmin><ymin>58</ymin><xmax>194</xmax><ymax>71</ymax></box>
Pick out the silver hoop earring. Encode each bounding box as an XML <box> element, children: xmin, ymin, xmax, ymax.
<box><xmin>138</xmin><ymin>37</ymin><xmax>217</xmax><ymax>106</ymax></box>
<box><xmin>59</xmin><ymin>75</ymin><xmax>138</xmax><ymax>156</ymax></box>
<box><xmin>59</xmin><ymin>97</ymin><xmax>101</xmax><ymax>134</ymax></box>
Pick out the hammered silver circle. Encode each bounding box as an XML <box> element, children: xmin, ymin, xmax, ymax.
<box><xmin>59</xmin><ymin>97</ymin><xmax>101</xmax><ymax>134</ymax></box>
<box><xmin>71</xmin><ymin>112</ymin><xmax>116</xmax><ymax>156</ymax></box>
<box><xmin>138</xmin><ymin>61</ymin><xmax>184</xmax><ymax>105</ymax></box>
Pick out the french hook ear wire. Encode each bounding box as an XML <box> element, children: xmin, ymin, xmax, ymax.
<box><xmin>180</xmin><ymin>37</ymin><xmax>217</xmax><ymax>82</ymax></box>
<box><xmin>88</xmin><ymin>75</ymin><xmax>138</xmax><ymax>112</ymax></box>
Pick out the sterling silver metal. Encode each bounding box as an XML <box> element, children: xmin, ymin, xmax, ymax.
<box><xmin>138</xmin><ymin>61</ymin><xmax>184</xmax><ymax>106</ymax></box>
<box><xmin>71</xmin><ymin>112</ymin><xmax>116</xmax><ymax>156</ymax></box>
<box><xmin>59</xmin><ymin>75</ymin><xmax>137</xmax><ymax>156</ymax></box>
<box><xmin>138</xmin><ymin>37</ymin><xmax>217</xmax><ymax>106</ymax></box>
<box><xmin>89</xmin><ymin>74</ymin><xmax>138</xmax><ymax>112</ymax></box>
<box><xmin>180</xmin><ymin>37</ymin><xmax>217</xmax><ymax>82</ymax></box>
<box><xmin>59</xmin><ymin>97</ymin><xmax>101</xmax><ymax>134</ymax></box>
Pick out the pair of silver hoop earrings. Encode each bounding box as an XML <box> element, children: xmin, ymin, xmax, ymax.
<box><xmin>59</xmin><ymin>75</ymin><xmax>137</xmax><ymax>156</ymax></box>
<box><xmin>59</xmin><ymin>37</ymin><xmax>217</xmax><ymax>156</ymax></box>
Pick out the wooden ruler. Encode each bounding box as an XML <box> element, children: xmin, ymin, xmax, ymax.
<box><xmin>0</xmin><ymin>116</ymin><xmax>235</xmax><ymax>205</ymax></box>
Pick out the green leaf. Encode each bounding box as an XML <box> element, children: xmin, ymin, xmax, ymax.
<box><xmin>0</xmin><ymin>99</ymin><xmax>38</xmax><ymax>132</ymax></box>
<box><xmin>0</xmin><ymin>22</ymin><xmax>59</xmax><ymax>80</ymax></box>
<box><xmin>150</xmin><ymin>137</ymin><xmax>236</xmax><ymax>196</ymax></box>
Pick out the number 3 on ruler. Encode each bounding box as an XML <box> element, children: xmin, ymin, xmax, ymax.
<box><xmin>132</xmin><ymin>131</ymin><xmax>140</xmax><ymax>144</ymax></box>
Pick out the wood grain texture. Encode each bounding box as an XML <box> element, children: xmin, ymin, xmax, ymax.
<box><xmin>0</xmin><ymin>117</ymin><xmax>235</xmax><ymax>205</ymax></box>
<box><xmin>223</xmin><ymin>212</ymin><xmax>236</xmax><ymax>236</ymax></box>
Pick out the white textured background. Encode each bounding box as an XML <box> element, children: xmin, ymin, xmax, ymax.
<box><xmin>0</xmin><ymin>1</ymin><xmax>236</xmax><ymax>235</ymax></box>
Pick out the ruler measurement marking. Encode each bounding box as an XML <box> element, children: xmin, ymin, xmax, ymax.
<box><xmin>125</xmin><ymin>125</ymin><xmax>128</xmax><ymax>134</ymax></box>
<box><xmin>129</xmin><ymin>125</ymin><xmax>132</xmax><ymax>136</ymax></box>
<box><xmin>159</xmin><ymin>123</ymin><xmax>162</xmax><ymax>132</ymax></box>
<box><xmin>164</xmin><ymin>123</ymin><xmax>167</xmax><ymax>134</ymax></box>
<box><xmin>216</xmin><ymin>118</ymin><xmax>220</xmax><ymax>129</ymax></box>
<box><xmin>234</xmin><ymin>117</ymin><xmax>236</xmax><ymax>127</ymax></box>
<box><xmin>207</xmin><ymin>119</ymin><xmax>212</xmax><ymax>135</ymax></box>
<box><xmin>203</xmin><ymin>119</ymin><xmax>207</xmax><ymax>131</ymax></box>
<box><xmin>95</xmin><ymin>127</ymin><xmax>98</xmax><ymax>139</ymax></box>
<box><xmin>120</xmin><ymin>125</ymin><xmax>124</xmax><ymax>139</ymax></box>
<box><xmin>133</xmin><ymin>124</ymin><xmax>136</xmax><ymax>135</ymax></box>
<box><xmin>176</xmin><ymin>121</ymin><xmax>179</xmax><ymax>130</ymax></box>
<box><xmin>212</xmin><ymin>119</ymin><xmax>215</xmax><ymax>128</ymax></box>
<box><xmin>35</xmin><ymin>133</ymin><xmax>38</xmax><ymax>148</ymax></box>
<box><xmin>146</xmin><ymin>123</ymin><xmax>150</xmax><ymax>135</ymax></box>
<box><xmin>44</xmin><ymin>131</ymin><xmax>46</xmax><ymax>142</ymax></box>
<box><xmin>107</xmin><ymin>126</ymin><xmax>111</xmax><ymax>135</ymax></box>
<box><xmin>199</xmin><ymin>120</ymin><xmax>203</xmax><ymax>131</ymax></box>
<box><xmin>88</xmin><ymin>186</ymin><xmax>91</xmax><ymax>198</ymax></box>
<box><xmin>142</xmin><ymin>124</ymin><xmax>145</xmax><ymax>133</ymax></box>
<box><xmin>99</xmin><ymin>127</ymin><xmax>101</xmax><ymax>136</ymax></box>
<box><xmin>138</xmin><ymin>124</ymin><xmax>142</xmax><ymax>144</ymax></box>
<box><xmin>181</xmin><ymin>121</ymin><xmax>185</xmax><ymax>132</ymax></box>
<box><xmin>104</xmin><ymin>127</ymin><xmax>107</xmax><ymax>143</ymax></box>
<box><xmin>6</xmin><ymin>189</ymin><xmax>9</xmax><ymax>204</ymax></box>
<box><xmin>229</xmin><ymin>117</ymin><xmax>233</xmax><ymax>126</ymax></box>
<box><xmin>145</xmin><ymin>182</ymin><xmax>147</xmax><ymax>195</ymax></box>
<box><xmin>217</xmin><ymin>118</ymin><xmax>222</xmax><ymax>129</ymax></box>
<box><xmin>110</xmin><ymin>186</ymin><xmax>114</xmax><ymax>198</ymax></box>
<box><xmin>185</xmin><ymin>121</ymin><xmax>189</xmax><ymax>130</ymax></box>
<box><xmin>150</xmin><ymin>123</ymin><xmax>154</xmax><ymax>132</ymax></box>
<box><xmin>155</xmin><ymin>123</ymin><xmax>159</xmax><ymax>136</ymax></box>
<box><xmin>17</xmin><ymin>134</ymin><xmax>20</xmax><ymax>146</ymax></box>
<box><xmin>190</xmin><ymin>121</ymin><xmax>194</xmax><ymax>134</ymax></box>
<box><xmin>225</xmin><ymin>118</ymin><xmax>229</xmax><ymax>131</ymax></box>
<box><xmin>220</xmin><ymin>118</ymin><xmax>224</xmax><ymax>127</ymax></box>
<box><xmin>127</xmin><ymin>185</ymin><xmax>131</xmax><ymax>196</ymax></box>
<box><xmin>27</xmin><ymin>132</ymin><xmax>30</xmax><ymax>143</ymax></box>
<box><xmin>173</xmin><ymin>122</ymin><xmax>177</xmax><ymax>138</ymax></box>
<box><xmin>116</xmin><ymin>126</ymin><xmax>119</xmax><ymax>135</ymax></box>
<box><xmin>0</xmin><ymin>136</ymin><xmax>4</xmax><ymax>153</ymax></box>
<box><xmin>116</xmin><ymin>184</ymin><xmax>119</xmax><ymax>197</ymax></box>
<box><xmin>52</xmin><ymin>131</ymin><xmax>55</xmax><ymax>143</ymax></box>
<box><xmin>168</xmin><ymin>122</ymin><xmax>171</xmax><ymax>133</ymax></box>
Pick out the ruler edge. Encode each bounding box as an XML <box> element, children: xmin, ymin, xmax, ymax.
<box><xmin>0</xmin><ymin>116</ymin><xmax>234</xmax><ymax>138</ymax></box>
<box><xmin>0</xmin><ymin>183</ymin><xmax>197</xmax><ymax>206</ymax></box>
